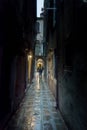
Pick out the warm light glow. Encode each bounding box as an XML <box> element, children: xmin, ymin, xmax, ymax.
<box><xmin>25</xmin><ymin>48</ymin><xmax>28</xmax><ymax>51</ymax></box>
<box><xmin>28</xmin><ymin>55</ymin><xmax>32</xmax><ymax>60</ymax></box>
<box><xmin>29</xmin><ymin>55</ymin><xmax>32</xmax><ymax>58</ymax></box>
<box><xmin>27</xmin><ymin>52</ymin><xmax>33</xmax><ymax>82</ymax></box>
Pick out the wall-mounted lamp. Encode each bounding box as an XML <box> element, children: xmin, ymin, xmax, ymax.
<box><xmin>28</xmin><ymin>52</ymin><xmax>33</xmax><ymax>60</ymax></box>
<box><xmin>41</xmin><ymin>7</ymin><xmax>56</xmax><ymax>11</ymax></box>
<box><xmin>28</xmin><ymin>51</ymin><xmax>33</xmax><ymax>83</ymax></box>
<box><xmin>25</xmin><ymin>48</ymin><xmax>28</xmax><ymax>51</ymax></box>
<box><xmin>28</xmin><ymin>54</ymin><xmax>32</xmax><ymax>59</ymax></box>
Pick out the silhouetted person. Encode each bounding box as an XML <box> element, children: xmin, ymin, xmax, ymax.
<box><xmin>37</xmin><ymin>64</ymin><xmax>44</xmax><ymax>78</ymax></box>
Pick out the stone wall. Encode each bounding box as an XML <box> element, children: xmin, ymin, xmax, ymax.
<box><xmin>56</xmin><ymin>1</ymin><xmax>87</xmax><ymax>129</ymax></box>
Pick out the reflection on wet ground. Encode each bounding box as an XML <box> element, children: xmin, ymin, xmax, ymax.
<box><xmin>4</xmin><ymin>76</ymin><xmax>68</xmax><ymax>130</ymax></box>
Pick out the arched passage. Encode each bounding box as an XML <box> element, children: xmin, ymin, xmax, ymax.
<box><xmin>36</xmin><ymin>58</ymin><xmax>44</xmax><ymax>69</ymax></box>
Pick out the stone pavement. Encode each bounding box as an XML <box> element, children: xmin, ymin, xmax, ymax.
<box><xmin>4</xmin><ymin>76</ymin><xmax>68</xmax><ymax>130</ymax></box>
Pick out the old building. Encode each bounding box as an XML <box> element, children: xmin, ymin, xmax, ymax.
<box><xmin>44</xmin><ymin>0</ymin><xmax>87</xmax><ymax>130</ymax></box>
<box><xmin>0</xmin><ymin>0</ymin><xmax>36</xmax><ymax>128</ymax></box>
<box><xmin>43</xmin><ymin>0</ymin><xmax>57</xmax><ymax>98</ymax></box>
<box><xmin>35</xmin><ymin>15</ymin><xmax>45</xmax><ymax>77</ymax></box>
<box><xmin>35</xmin><ymin>17</ymin><xmax>44</xmax><ymax>57</ymax></box>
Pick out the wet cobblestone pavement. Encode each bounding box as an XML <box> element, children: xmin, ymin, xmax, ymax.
<box><xmin>4</xmin><ymin>77</ymin><xmax>68</xmax><ymax>130</ymax></box>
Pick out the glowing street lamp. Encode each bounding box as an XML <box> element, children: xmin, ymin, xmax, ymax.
<box><xmin>28</xmin><ymin>52</ymin><xmax>33</xmax><ymax>83</ymax></box>
<box><xmin>28</xmin><ymin>54</ymin><xmax>32</xmax><ymax>60</ymax></box>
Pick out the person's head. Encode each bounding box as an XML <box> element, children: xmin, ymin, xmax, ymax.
<box><xmin>39</xmin><ymin>64</ymin><xmax>41</xmax><ymax>68</ymax></box>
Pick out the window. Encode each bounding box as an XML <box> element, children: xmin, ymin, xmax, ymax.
<box><xmin>36</xmin><ymin>22</ymin><xmax>40</xmax><ymax>33</ymax></box>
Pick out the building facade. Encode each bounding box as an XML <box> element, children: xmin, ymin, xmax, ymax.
<box><xmin>0</xmin><ymin>0</ymin><xmax>36</xmax><ymax>128</ymax></box>
<box><xmin>43</xmin><ymin>0</ymin><xmax>57</xmax><ymax>97</ymax></box>
<box><xmin>35</xmin><ymin>17</ymin><xmax>44</xmax><ymax>56</ymax></box>
<box><xmin>35</xmin><ymin>16</ymin><xmax>45</xmax><ymax>75</ymax></box>
<box><xmin>44</xmin><ymin>0</ymin><xmax>87</xmax><ymax>130</ymax></box>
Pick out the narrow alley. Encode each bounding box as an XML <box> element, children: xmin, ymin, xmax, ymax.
<box><xmin>4</xmin><ymin>74</ymin><xmax>67</xmax><ymax>130</ymax></box>
<box><xmin>0</xmin><ymin>0</ymin><xmax>87</xmax><ymax>130</ymax></box>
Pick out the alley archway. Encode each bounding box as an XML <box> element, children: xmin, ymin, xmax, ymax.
<box><xmin>36</xmin><ymin>58</ymin><xmax>44</xmax><ymax>69</ymax></box>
